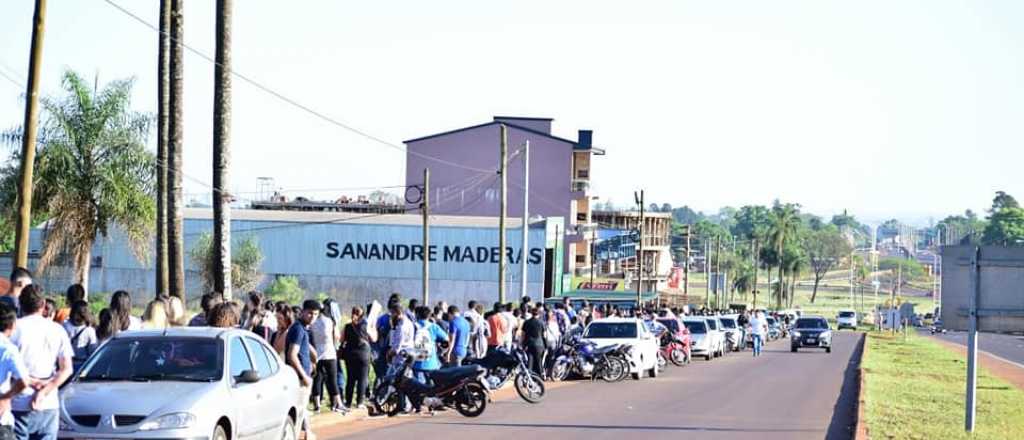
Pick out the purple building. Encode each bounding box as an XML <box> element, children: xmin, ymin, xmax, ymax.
<box><xmin>405</xmin><ymin>116</ymin><xmax>604</xmax><ymax>274</ymax></box>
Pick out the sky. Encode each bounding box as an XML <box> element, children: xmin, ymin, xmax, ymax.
<box><xmin>1</xmin><ymin>0</ymin><xmax>1022</xmax><ymax>227</ymax></box>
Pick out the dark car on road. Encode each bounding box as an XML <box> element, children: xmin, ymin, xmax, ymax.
<box><xmin>790</xmin><ymin>316</ymin><xmax>833</xmax><ymax>353</ymax></box>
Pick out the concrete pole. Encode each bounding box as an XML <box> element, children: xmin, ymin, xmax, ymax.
<box><xmin>422</xmin><ymin>167</ymin><xmax>430</xmax><ymax>304</ymax></box>
<box><xmin>520</xmin><ymin>141</ymin><xmax>529</xmax><ymax>300</ymax></box>
<box><xmin>212</xmin><ymin>0</ymin><xmax>233</xmax><ymax>299</ymax></box>
<box><xmin>498</xmin><ymin>125</ymin><xmax>508</xmax><ymax>304</ymax></box>
<box><xmin>636</xmin><ymin>190</ymin><xmax>644</xmax><ymax>308</ymax></box>
<box><xmin>13</xmin><ymin>0</ymin><xmax>47</xmax><ymax>269</ymax></box>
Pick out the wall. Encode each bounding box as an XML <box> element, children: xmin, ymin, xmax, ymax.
<box><xmin>941</xmin><ymin>245</ymin><xmax>1024</xmax><ymax>332</ymax></box>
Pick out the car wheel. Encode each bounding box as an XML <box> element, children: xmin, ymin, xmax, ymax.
<box><xmin>632</xmin><ymin>371</ymin><xmax>642</xmax><ymax>381</ymax></box>
<box><xmin>648</xmin><ymin>365</ymin><xmax>659</xmax><ymax>378</ymax></box>
<box><xmin>705</xmin><ymin>354</ymin><xmax>712</xmax><ymax>361</ymax></box>
<box><xmin>213</xmin><ymin>424</ymin><xmax>229</xmax><ymax>440</ymax></box>
<box><xmin>826</xmin><ymin>346</ymin><xmax>832</xmax><ymax>353</ymax></box>
<box><xmin>791</xmin><ymin>346</ymin><xmax>798</xmax><ymax>353</ymax></box>
<box><xmin>280</xmin><ymin>416</ymin><xmax>296</xmax><ymax>440</ymax></box>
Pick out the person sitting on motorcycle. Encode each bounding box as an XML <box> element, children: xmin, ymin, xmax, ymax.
<box><xmin>643</xmin><ymin>312</ymin><xmax>669</xmax><ymax>339</ymax></box>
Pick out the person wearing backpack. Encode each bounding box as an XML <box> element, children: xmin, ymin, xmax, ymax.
<box><xmin>62</xmin><ymin>301</ymin><xmax>97</xmax><ymax>372</ymax></box>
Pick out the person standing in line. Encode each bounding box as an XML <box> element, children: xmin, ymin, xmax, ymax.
<box><xmin>387</xmin><ymin>304</ymin><xmax>416</xmax><ymax>360</ymax></box>
<box><xmin>1</xmin><ymin>269</ymin><xmax>32</xmax><ymax>317</ymax></box>
<box><xmin>11</xmin><ymin>286</ymin><xmax>73</xmax><ymax>440</ymax></box>
<box><xmin>748</xmin><ymin>310</ymin><xmax>767</xmax><ymax>357</ymax></box>
<box><xmin>372</xmin><ymin>298</ymin><xmax>397</xmax><ymax>383</ymax></box>
<box><xmin>286</xmin><ymin>300</ymin><xmax>320</xmax><ymax>440</ymax></box>
<box><xmin>463</xmin><ymin>301</ymin><xmax>487</xmax><ymax>360</ymax></box>
<box><xmin>500</xmin><ymin>303</ymin><xmax>517</xmax><ymax>349</ymax></box>
<box><xmin>62</xmin><ymin>301</ymin><xmax>97</xmax><ymax>373</ymax></box>
<box><xmin>486</xmin><ymin>303</ymin><xmax>508</xmax><ymax>355</ymax></box>
<box><xmin>53</xmin><ymin>284</ymin><xmax>85</xmax><ymax>325</ymax></box>
<box><xmin>0</xmin><ymin>303</ymin><xmax>30</xmax><ymax>440</ymax></box>
<box><xmin>520</xmin><ymin>307</ymin><xmax>547</xmax><ymax>378</ymax></box>
<box><xmin>411</xmin><ymin>307</ymin><xmax>448</xmax><ymax>380</ymax></box>
<box><xmin>271</xmin><ymin>305</ymin><xmax>295</xmax><ymax>356</ymax></box>
<box><xmin>310</xmin><ymin>302</ymin><xmax>345</xmax><ymax>414</ymax></box>
<box><xmin>446</xmin><ymin>305</ymin><xmax>470</xmax><ymax>367</ymax></box>
<box><xmin>189</xmin><ymin>293</ymin><xmax>223</xmax><ymax>327</ymax></box>
<box><xmin>340</xmin><ymin>306</ymin><xmax>374</xmax><ymax>410</ymax></box>
<box><xmin>109</xmin><ymin>291</ymin><xmax>141</xmax><ymax>332</ymax></box>
<box><xmin>141</xmin><ymin>300</ymin><xmax>169</xmax><ymax>330</ymax></box>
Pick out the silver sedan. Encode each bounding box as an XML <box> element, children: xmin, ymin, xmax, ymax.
<box><xmin>59</xmin><ymin>327</ymin><xmax>304</xmax><ymax>440</ymax></box>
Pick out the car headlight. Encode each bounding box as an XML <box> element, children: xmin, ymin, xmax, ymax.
<box><xmin>139</xmin><ymin>413</ymin><xmax>196</xmax><ymax>431</ymax></box>
<box><xmin>792</xmin><ymin>331</ymin><xmax>801</xmax><ymax>338</ymax></box>
<box><xmin>821</xmin><ymin>331</ymin><xmax>831</xmax><ymax>339</ymax></box>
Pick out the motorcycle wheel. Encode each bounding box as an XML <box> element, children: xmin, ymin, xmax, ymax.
<box><xmin>550</xmin><ymin>361</ymin><xmax>571</xmax><ymax>382</ymax></box>
<box><xmin>599</xmin><ymin>357</ymin><xmax>627</xmax><ymax>383</ymax></box>
<box><xmin>669</xmin><ymin>348</ymin><xmax>687</xmax><ymax>366</ymax></box>
<box><xmin>454</xmin><ymin>382</ymin><xmax>488</xmax><ymax>417</ymax></box>
<box><xmin>514</xmin><ymin>371</ymin><xmax>546</xmax><ymax>404</ymax></box>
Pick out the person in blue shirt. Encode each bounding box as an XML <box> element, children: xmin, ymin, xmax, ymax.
<box><xmin>446</xmin><ymin>306</ymin><xmax>471</xmax><ymax>366</ymax></box>
<box><xmin>286</xmin><ymin>300</ymin><xmax>319</xmax><ymax>440</ymax></box>
<box><xmin>412</xmin><ymin>306</ymin><xmax>449</xmax><ymax>373</ymax></box>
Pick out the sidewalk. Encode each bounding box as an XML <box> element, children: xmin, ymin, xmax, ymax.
<box><xmin>311</xmin><ymin>379</ymin><xmax>577</xmax><ymax>438</ymax></box>
<box><xmin>930</xmin><ymin>336</ymin><xmax>1024</xmax><ymax>390</ymax></box>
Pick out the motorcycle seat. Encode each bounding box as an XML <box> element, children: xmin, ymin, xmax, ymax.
<box><xmin>426</xmin><ymin>365</ymin><xmax>485</xmax><ymax>384</ymax></box>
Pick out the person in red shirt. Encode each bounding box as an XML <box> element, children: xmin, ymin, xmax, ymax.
<box><xmin>485</xmin><ymin>302</ymin><xmax>507</xmax><ymax>355</ymax></box>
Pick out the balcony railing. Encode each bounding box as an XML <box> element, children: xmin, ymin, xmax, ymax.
<box><xmin>571</xmin><ymin>179</ymin><xmax>590</xmax><ymax>193</ymax></box>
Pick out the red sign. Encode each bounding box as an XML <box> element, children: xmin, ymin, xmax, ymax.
<box><xmin>668</xmin><ymin>267</ymin><xmax>682</xmax><ymax>289</ymax></box>
<box><xmin>577</xmin><ymin>281</ymin><xmax>619</xmax><ymax>291</ymax></box>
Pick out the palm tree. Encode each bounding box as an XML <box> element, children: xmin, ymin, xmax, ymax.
<box><xmin>167</xmin><ymin>0</ymin><xmax>185</xmax><ymax>300</ymax></box>
<box><xmin>1</xmin><ymin>70</ymin><xmax>155</xmax><ymax>294</ymax></box>
<box><xmin>212</xmin><ymin>0</ymin><xmax>234</xmax><ymax>298</ymax></box>
<box><xmin>156</xmin><ymin>0</ymin><xmax>170</xmax><ymax>296</ymax></box>
<box><xmin>769</xmin><ymin>202</ymin><xmax>801</xmax><ymax>309</ymax></box>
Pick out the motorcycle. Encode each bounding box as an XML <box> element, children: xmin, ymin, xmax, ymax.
<box><xmin>464</xmin><ymin>346</ymin><xmax>545</xmax><ymax>403</ymax></box>
<box><xmin>550</xmin><ymin>337</ymin><xmax>629</xmax><ymax>383</ymax></box>
<box><xmin>659</xmin><ymin>334</ymin><xmax>689</xmax><ymax>367</ymax></box>
<box><xmin>372</xmin><ymin>349</ymin><xmax>490</xmax><ymax>417</ymax></box>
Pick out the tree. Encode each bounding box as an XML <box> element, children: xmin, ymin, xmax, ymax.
<box><xmin>990</xmin><ymin>191</ymin><xmax>1019</xmax><ymax>212</ymax></box>
<box><xmin>0</xmin><ymin>71</ymin><xmax>154</xmax><ymax>294</ymax></box>
<box><xmin>982</xmin><ymin>192</ymin><xmax>1024</xmax><ymax>246</ymax></box>
<box><xmin>648</xmin><ymin>203</ymin><xmax>660</xmax><ymax>213</ymax></box>
<box><xmin>155</xmin><ymin>0</ymin><xmax>170</xmax><ymax>297</ymax></box>
<box><xmin>660</xmin><ymin>203</ymin><xmax>672</xmax><ymax>213</ymax></box>
<box><xmin>731</xmin><ymin>205</ymin><xmax>772</xmax><ymax>240</ymax></box>
<box><xmin>803</xmin><ymin>227</ymin><xmax>853</xmax><ymax>303</ymax></box>
<box><xmin>189</xmin><ymin>232</ymin><xmax>263</xmax><ymax>294</ymax></box>
<box><xmin>167</xmin><ymin>0</ymin><xmax>185</xmax><ymax>299</ymax></box>
<box><xmin>671</xmin><ymin>205</ymin><xmax>704</xmax><ymax>224</ymax></box>
<box><xmin>212</xmin><ymin>0</ymin><xmax>233</xmax><ymax>298</ymax></box>
<box><xmin>769</xmin><ymin>202</ymin><xmax>801</xmax><ymax>309</ymax></box>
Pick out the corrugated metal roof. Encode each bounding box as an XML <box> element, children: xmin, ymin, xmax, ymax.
<box><xmin>184</xmin><ymin>207</ymin><xmax>534</xmax><ymax>228</ymax></box>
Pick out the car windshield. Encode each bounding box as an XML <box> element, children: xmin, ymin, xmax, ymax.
<box><xmin>705</xmin><ymin>319</ymin><xmax>719</xmax><ymax>330</ymax></box>
<box><xmin>657</xmin><ymin>319</ymin><xmax>679</xmax><ymax>333</ymax></box>
<box><xmin>683</xmin><ymin>321</ymin><xmax>707</xmax><ymax>334</ymax></box>
<box><xmin>77</xmin><ymin>337</ymin><xmax>223</xmax><ymax>382</ymax></box>
<box><xmin>720</xmin><ymin>319</ymin><xmax>737</xmax><ymax>329</ymax></box>
<box><xmin>796</xmin><ymin>318</ymin><xmax>828</xmax><ymax>329</ymax></box>
<box><xmin>838</xmin><ymin>311</ymin><xmax>855</xmax><ymax>318</ymax></box>
<box><xmin>584</xmin><ymin>322</ymin><xmax>637</xmax><ymax>339</ymax></box>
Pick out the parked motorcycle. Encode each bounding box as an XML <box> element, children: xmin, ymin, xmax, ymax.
<box><xmin>464</xmin><ymin>346</ymin><xmax>545</xmax><ymax>403</ymax></box>
<box><xmin>372</xmin><ymin>349</ymin><xmax>490</xmax><ymax>417</ymax></box>
<box><xmin>659</xmin><ymin>334</ymin><xmax>689</xmax><ymax>367</ymax></box>
<box><xmin>550</xmin><ymin>337</ymin><xmax>628</xmax><ymax>383</ymax></box>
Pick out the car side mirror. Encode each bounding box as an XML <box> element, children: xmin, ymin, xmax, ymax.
<box><xmin>237</xmin><ymin>369</ymin><xmax>260</xmax><ymax>384</ymax></box>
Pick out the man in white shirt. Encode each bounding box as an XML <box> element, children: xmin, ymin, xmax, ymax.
<box><xmin>388</xmin><ymin>304</ymin><xmax>415</xmax><ymax>359</ymax></box>
<box><xmin>10</xmin><ymin>286</ymin><xmax>72</xmax><ymax>440</ymax></box>
<box><xmin>748</xmin><ymin>310</ymin><xmax>768</xmax><ymax>358</ymax></box>
<box><xmin>0</xmin><ymin>303</ymin><xmax>29</xmax><ymax>440</ymax></box>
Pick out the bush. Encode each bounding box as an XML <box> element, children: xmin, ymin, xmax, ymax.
<box><xmin>878</xmin><ymin>257</ymin><xmax>927</xmax><ymax>281</ymax></box>
<box><xmin>265</xmin><ymin>276</ymin><xmax>305</xmax><ymax>305</ymax></box>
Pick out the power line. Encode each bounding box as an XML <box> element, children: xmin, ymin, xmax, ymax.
<box><xmin>101</xmin><ymin>0</ymin><xmax>497</xmax><ymax>175</ymax></box>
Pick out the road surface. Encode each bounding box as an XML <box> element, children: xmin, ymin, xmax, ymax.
<box><xmin>330</xmin><ymin>332</ymin><xmax>863</xmax><ymax>440</ymax></box>
<box><xmin>929</xmin><ymin>330</ymin><xmax>1024</xmax><ymax>366</ymax></box>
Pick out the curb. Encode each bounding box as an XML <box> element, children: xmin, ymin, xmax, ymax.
<box><xmin>854</xmin><ymin>332</ymin><xmax>869</xmax><ymax>440</ymax></box>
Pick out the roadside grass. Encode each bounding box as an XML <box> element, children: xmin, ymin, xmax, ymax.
<box><xmin>861</xmin><ymin>332</ymin><xmax>1024</xmax><ymax>440</ymax></box>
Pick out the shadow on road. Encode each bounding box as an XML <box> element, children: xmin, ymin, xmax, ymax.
<box><xmin>422</xmin><ymin>421</ymin><xmax>821</xmax><ymax>434</ymax></box>
<box><xmin>824</xmin><ymin>334</ymin><xmax>865</xmax><ymax>440</ymax></box>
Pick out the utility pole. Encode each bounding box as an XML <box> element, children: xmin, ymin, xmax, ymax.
<box><xmin>752</xmin><ymin>239</ymin><xmax>760</xmax><ymax>309</ymax></box>
<box><xmin>715</xmin><ymin>235</ymin><xmax>722</xmax><ymax>310</ymax></box>
<box><xmin>705</xmin><ymin>240</ymin><xmax>711</xmax><ymax>310</ymax></box>
<box><xmin>590</xmin><ymin>227</ymin><xmax>596</xmax><ymax>285</ymax></box>
<box><xmin>212</xmin><ymin>0</ymin><xmax>233</xmax><ymax>299</ymax></box>
<box><xmin>634</xmin><ymin>190</ymin><xmax>645</xmax><ymax>307</ymax></box>
<box><xmin>422</xmin><ymin>168</ymin><xmax>430</xmax><ymax>304</ymax></box>
<box><xmin>850</xmin><ymin>249</ymin><xmax>855</xmax><ymax>311</ymax></box>
<box><xmin>683</xmin><ymin>224</ymin><xmax>690</xmax><ymax>302</ymax></box>
<box><xmin>498</xmin><ymin>124</ymin><xmax>508</xmax><ymax>304</ymax></box>
<box><xmin>13</xmin><ymin>0</ymin><xmax>47</xmax><ymax>269</ymax></box>
<box><xmin>520</xmin><ymin>141</ymin><xmax>529</xmax><ymax>300</ymax></box>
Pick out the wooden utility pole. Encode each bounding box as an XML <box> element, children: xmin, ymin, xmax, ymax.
<box><xmin>422</xmin><ymin>167</ymin><xmax>430</xmax><ymax>304</ymax></box>
<box><xmin>13</xmin><ymin>0</ymin><xmax>47</xmax><ymax>269</ymax></box>
<box><xmin>635</xmin><ymin>190</ymin><xmax>644</xmax><ymax>307</ymax></box>
<box><xmin>167</xmin><ymin>0</ymin><xmax>186</xmax><ymax>300</ymax></box>
<box><xmin>715</xmin><ymin>235</ymin><xmax>721</xmax><ymax>310</ymax></box>
<box><xmin>752</xmin><ymin>239</ymin><xmax>760</xmax><ymax>309</ymax></box>
<box><xmin>683</xmin><ymin>224</ymin><xmax>690</xmax><ymax>302</ymax></box>
<box><xmin>212</xmin><ymin>0</ymin><xmax>233</xmax><ymax>299</ymax></box>
<box><xmin>520</xmin><ymin>141</ymin><xmax>530</xmax><ymax>300</ymax></box>
<box><xmin>155</xmin><ymin>0</ymin><xmax>170</xmax><ymax>296</ymax></box>
<box><xmin>498</xmin><ymin>124</ymin><xmax>508</xmax><ymax>304</ymax></box>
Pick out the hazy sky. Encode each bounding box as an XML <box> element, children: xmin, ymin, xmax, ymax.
<box><xmin>1</xmin><ymin>0</ymin><xmax>1022</xmax><ymax>226</ymax></box>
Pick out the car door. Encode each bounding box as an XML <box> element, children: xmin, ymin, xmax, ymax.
<box><xmin>243</xmin><ymin>337</ymin><xmax>287</xmax><ymax>440</ymax></box>
<box><xmin>637</xmin><ymin>321</ymin><xmax>656</xmax><ymax>370</ymax></box>
<box><xmin>227</xmin><ymin>336</ymin><xmax>271</xmax><ymax>440</ymax></box>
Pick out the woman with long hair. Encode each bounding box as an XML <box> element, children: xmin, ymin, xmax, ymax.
<box><xmin>272</xmin><ymin>305</ymin><xmax>295</xmax><ymax>356</ymax></box>
<box><xmin>96</xmin><ymin>309</ymin><xmax>117</xmax><ymax>342</ymax></box>
<box><xmin>166</xmin><ymin>296</ymin><xmax>187</xmax><ymax>327</ymax></box>
<box><xmin>65</xmin><ymin>300</ymin><xmax>98</xmax><ymax>371</ymax></box>
<box><xmin>340</xmin><ymin>306</ymin><xmax>375</xmax><ymax>409</ymax></box>
<box><xmin>110</xmin><ymin>290</ymin><xmax>141</xmax><ymax>331</ymax></box>
<box><xmin>142</xmin><ymin>300</ymin><xmax>169</xmax><ymax>329</ymax></box>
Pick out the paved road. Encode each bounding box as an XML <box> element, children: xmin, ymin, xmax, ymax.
<box><xmin>333</xmin><ymin>332</ymin><xmax>863</xmax><ymax>440</ymax></box>
<box><xmin>928</xmin><ymin>330</ymin><xmax>1024</xmax><ymax>366</ymax></box>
